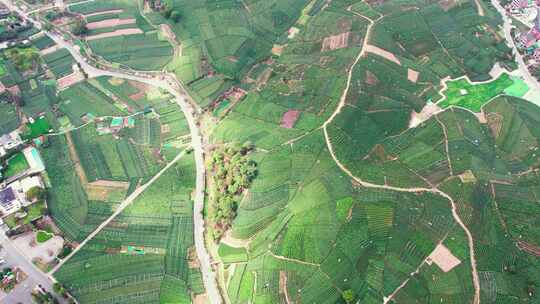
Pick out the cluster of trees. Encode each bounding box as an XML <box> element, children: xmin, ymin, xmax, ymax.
<box><xmin>0</xmin><ymin>267</ymin><xmax>15</xmax><ymax>290</ymax></box>
<box><xmin>160</xmin><ymin>5</ymin><xmax>182</xmax><ymax>23</ymax></box>
<box><xmin>31</xmin><ymin>290</ymin><xmax>59</xmax><ymax>304</ymax></box>
<box><xmin>26</xmin><ymin>186</ymin><xmax>47</xmax><ymax>202</ymax></box>
<box><xmin>53</xmin><ymin>283</ymin><xmax>72</xmax><ymax>299</ymax></box>
<box><xmin>342</xmin><ymin>289</ymin><xmax>355</xmax><ymax>303</ymax></box>
<box><xmin>29</xmin><ymin>283</ymin><xmax>75</xmax><ymax>304</ymax></box>
<box><xmin>208</xmin><ymin>142</ymin><xmax>257</xmax><ymax>239</ymax></box>
<box><xmin>57</xmin><ymin>244</ymin><xmax>73</xmax><ymax>259</ymax></box>
<box><xmin>71</xmin><ymin>19</ymin><xmax>88</xmax><ymax>36</ymax></box>
<box><xmin>7</xmin><ymin>47</ymin><xmax>39</xmax><ymax>71</ymax></box>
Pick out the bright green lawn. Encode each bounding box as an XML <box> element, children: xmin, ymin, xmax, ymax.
<box><xmin>36</xmin><ymin>230</ymin><xmax>53</xmax><ymax>243</ymax></box>
<box><xmin>3</xmin><ymin>201</ymin><xmax>46</xmax><ymax>229</ymax></box>
<box><xmin>23</xmin><ymin>116</ymin><xmax>52</xmax><ymax>139</ymax></box>
<box><xmin>504</xmin><ymin>77</ymin><xmax>529</xmax><ymax>98</ymax></box>
<box><xmin>0</xmin><ymin>61</ymin><xmax>6</xmax><ymax>77</ymax></box>
<box><xmin>438</xmin><ymin>73</ymin><xmax>514</xmax><ymax>112</ymax></box>
<box><xmin>4</xmin><ymin>153</ymin><xmax>29</xmax><ymax>178</ymax></box>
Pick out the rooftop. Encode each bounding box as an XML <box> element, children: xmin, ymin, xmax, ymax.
<box><xmin>0</xmin><ymin>187</ymin><xmax>15</xmax><ymax>206</ymax></box>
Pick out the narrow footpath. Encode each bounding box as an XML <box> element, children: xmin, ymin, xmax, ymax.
<box><xmin>1</xmin><ymin>1</ymin><xmax>222</xmax><ymax>303</ymax></box>
<box><xmin>321</xmin><ymin>9</ymin><xmax>481</xmax><ymax>304</ymax></box>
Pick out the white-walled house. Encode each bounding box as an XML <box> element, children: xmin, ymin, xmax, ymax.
<box><xmin>0</xmin><ymin>175</ymin><xmax>44</xmax><ymax>216</ymax></box>
<box><xmin>0</xmin><ymin>186</ymin><xmax>21</xmax><ymax>216</ymax></box>
<box><xmin>0</xmin><ymin>131</ymin><xmax>23</xmax><ymax>158</ymax></box>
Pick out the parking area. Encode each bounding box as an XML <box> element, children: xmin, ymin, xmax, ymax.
<box><xmin>0</xmin><ymin>242</ymin><xmax>36</xmax><ymax>304</ymax></box>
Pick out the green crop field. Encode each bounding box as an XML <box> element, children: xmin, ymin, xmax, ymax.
<box><xmin>0</xmin><ymin>0</ymin><xmax>529</xmax><ymax>303</ymax></box>
<box><xmin>0</xmin><ymin>102</ymin><xmax>19</xmax><ymax>134</ymax></box>
<box><xmin>42</xmin><ymin>48</ymin><xmax>76</xmax><ymax>78</ymax></box>
<box><xmin>69</xmin><ymin>0</ymin><xmax>173</xmax><ymax>71</ymax></box>
<box><xmin>71</xmin><ymin>123</ymin><xmax>163</xmax><ymax>183</ymax></box>
<box><xmin>438</xmin><ymin>73</ymin><xmax>514</xmax><ymax>112</ymax></box>
<box><xmin>42</xmin><ymin>135</ymin><xmax>118</xmax><ymax>241</ymax></box>
<box><xmin>55</xmin><ymin>154</ymin><xmax>202</xmax><ymax>303</ymax></box>
<box><xmin>59</xmin><ymin>81</ymin><xmax>127</xmax><ymax>126</ymax></box>
<box><xmin>199</xmin><ymin>1</ymin><xmax>540</xmax><ymax>303</ymax></box>
<box><xmin>22</xmin><ymin>116</ymin><xmax>52</xmax><ymax>139</ymax></box>
<box><xmin>3</xmin><ymin>152</ymin><xmax>29</xmax><ymax>178</ymax></box>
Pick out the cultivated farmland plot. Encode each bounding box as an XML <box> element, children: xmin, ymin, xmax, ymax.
<box><xmin>7</xmin><ymin>0</ymin><xmax>534</xmax><ymax>302</ymax></box>
<box><xmin>202</xmin><ymin>0</ymin><xmax>540</xmax><ymax>303</ymax></box>
<box><xmin>55</xmin><ymin>156</ymin><xmax>202</xmax><ymax>303</ymax></box>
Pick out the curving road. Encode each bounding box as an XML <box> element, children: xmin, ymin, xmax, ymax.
<box><xmin>1</xmin><ymin>1</ymin><xmax>222</xmax><ymax>303</ymax></box>
<box><xmin>321</xmin><ymin>9</ymin><xmax>481</xmax><ymax>304</ymax></box>
<box><xmin>491</xmin><ymin>0</ymin><xmax>540</xmax><ymax>98</ymax></box>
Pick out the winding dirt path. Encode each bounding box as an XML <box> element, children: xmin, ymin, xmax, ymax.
<box><xmin>2</xmin><ymin>1</ymin><xmax>222</xmax><ymax>302</ymax></box>
<box><xmin>321</xmin><ymin>9</ymin><xmax>481</xmax><ymax>304</ymax></box>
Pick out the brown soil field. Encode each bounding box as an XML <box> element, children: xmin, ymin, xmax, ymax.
<box><xmin>365</xmin><ymin>44</ymin><xmax>401</xmax><ymax>65</ymax></box>
<box><xmin>408</xmin><ymin>68</ymin><xmax>420</xmax><ymax>83</ymax></box>
<box><xmin>281</xmin><ymin>110</ymin><xmax>301</xmax><ymax>129</ymax></box>
<box><xmin>57</xmin><ymin>72</ymin><xmax>84</xmax><ymax>90</ymax></box>
<box><xmin>86</xmin><ymin>28</ymin><xmax>143</xmax><ymax>41</ymax></box>
<box><xmin>86</xmin><ymin>18</ymin><xmax>136</xmax><ymax>30</ymax></box>
<box><xmin>84</xmin><ymin>9</ymin><xmax>124</xmax><ymax>18</ymax></box>
<box><xmin>321</xmin><ymin>32</ymin><xmax>350</xmax><ymax>52</ymax></box>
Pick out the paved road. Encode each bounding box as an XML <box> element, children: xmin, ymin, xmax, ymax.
<box><xmin>46</xmin><ymin>33</ymin><xmax>222</xmax><ymax>304</ymax></box>
<box><xmin>492</xmin><ymin>0</ymin><xmax>540</xmax><ymax>97</ymax></box>
<box><xmin>2</xmin><ymin>1</ymin><xmax>222</xmax><ymax>302</ymax></box>
<box><xmin>0</xmin><ymin>232</ymin><xmax>68</xmax><ymax>304</ymax></box>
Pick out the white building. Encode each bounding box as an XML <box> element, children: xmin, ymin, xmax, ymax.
<box><xmin>11</xmin><ymin>175</ymin><xmax>43</xmax><ymax>207</ymax></box>
<box><xmin>0</xmin><ymin>187</ymin><xmax>21</xmax><ymax>216</ymax></box>
<box><xmin>22</xmin><ymin>147</ymin><xmax>45</xmax><ymax>173</ymax></box>
<box><xmin>0</xmin><ymin>131</ymin><xmax>23</xmax><ymax>158</ymax></box>
<box><xmin>0</xmin><ymin>175</ymin><xmax>44</xmax><ymax>216</ymax></box>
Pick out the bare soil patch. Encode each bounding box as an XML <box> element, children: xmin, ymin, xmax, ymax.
<box><xmin>39</xmin><ymin>45</ymin><xmax>61</xmax><ymax>56</ymax></box>
<box><xmin>365</xmin><ymin>44</ymin><xmax>401</xmax><ymax>65</ymax></box>
<box><xmin>108</xmin><ymin>77</ymin><xmax>125</xmax><ymax>86</ymax></box>
<box><xmin>409</xmin><ymin>102</ymin><xmax>442</xmax><ymax>128</ymax></box>
<box><xmin>279</xmin><ymin>271</ymin><xmax>292</xmax><ymax>304</ymax></box>
<box><xmin>161</xmin><ymin>124</ymin><xmax>170</xmax><ymax>134</ymax></box>
<box><xmin>85</xmin><ymin>180</ymin><xmax>129</xmax><ymax>201</ymax></box>
<box><xmin>427</xmin><ymin>244</ymin><xmax>461</xmax><ymax>272</ymax></box>
<box><xmin>221</xmin><ymin>230</ymin><xmax>250</xmax><ymax>248</ymax></box>
<box><xmin>408</xmin><ymin>68</ymin><xmax>420</xmax><ymax>83</ymax></box>
<box><xmin>517</xmin><ymin>241</ymin><xmax>540</xmax><ymax>257</ymax></box>
<box><xmin>322</xmin><ymin>32</ymin><xmax>350</xmax><ymax>52</ymax></box>
<box><xmin>288</xmin><ymin>27</ymin><xmax>300</xmax><ymax>39</ymax></box>
<box><xmin>128</xmin><ymin>80</ymin><xmax>150</xmax><ymax>92</ymax></box>
<box><xmin>365</xmin><ymin>70</ymin><xmax>379</xmax><ymax>86</ymax></box>
<box><xmin>57</xmin><ymin>72</ymin><xmax>85</xmax><ymax>90</ymax></box>
<box><xmin>88</xmin><ymin>180</ymin><xmax>130</xmax><ymax>188</ymax></box>
<box><xmin>458</xmin><ymin>170</ymin><xmax>477</xmax><ymax>183</ymax></box>
<box><xmin>84</xmin><ymin>9</ymin><xmax>124</xmax><ymax>18</ymax></box>
<box><xmin>281</xmin><ymin>110</ymin><xmax>301</xmax><ymax>129</ymax></box>
<box><xmin>129</xmin><ymin>91</ymin><xmax>146</xmax><ymax>100</ymax></box>
<box><xmin>486</xmin><ymin>112</ymin><xmax>503</xmax><ymax>138</ymax></box>
<box><xmin>188</xmin><ymin>246</ymin><xmax>201</xmax><ymax>268</ymax></box>
<box><xmin>86</xmin><ymin>18</ymin><xmax>136</xmax><ymax>30</ymax></box>
<box><xmin>272</xmin><ymin>44</ymin><xmax>285</xmax><ymax>56</ymax></box>
<box><xmin>192</xmin><ymin>293</ymin><xmax>208</xmax><ymax>304</ymax></box>
<box><xmin>86</xmin><ymin>28</ymin><xmax>143</xmax><ymax>41</ymax></box>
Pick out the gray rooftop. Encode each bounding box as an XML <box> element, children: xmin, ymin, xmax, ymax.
<box><xmin>0</xmin><ymin>187</ymin><xmax>16</xmax><ymax>206</ymax></box>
